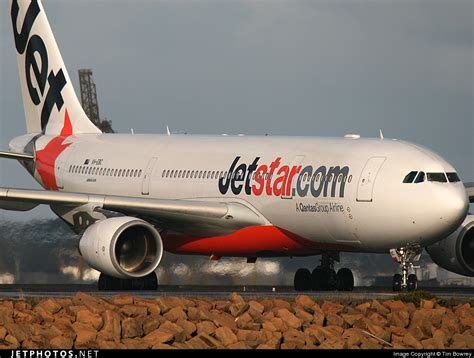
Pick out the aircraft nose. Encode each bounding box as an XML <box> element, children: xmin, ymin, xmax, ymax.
<box><xmin>443</xmin><ymin>186</ymin><xmax>469</xmax><ymax>228</ymax></box>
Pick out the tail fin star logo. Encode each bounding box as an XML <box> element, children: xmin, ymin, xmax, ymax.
<box><xmin>35</xmin><ymin>110</ymin><xmax>73</xmax><ymax>190</ymax></box>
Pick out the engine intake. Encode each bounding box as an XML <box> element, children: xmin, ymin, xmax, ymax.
<box><xmin>79</xmin><ymin>217</ymin><xmax>163</xmax><ymax>279</ymax></box>
<box><xmin>426</xmin><ymin>214</ymin><xmax>474</xmax><ymax>277</ymax></box>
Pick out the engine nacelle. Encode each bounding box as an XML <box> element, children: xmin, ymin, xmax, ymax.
<box><xmin>79</xmin><ymin>217</ymin><xmax>163</xmax><ymax>279</ymax></box>
<box><xmin>426</xmin><ymin>214</ymin><xmax>474</xmax><ymax>277</ymax></box>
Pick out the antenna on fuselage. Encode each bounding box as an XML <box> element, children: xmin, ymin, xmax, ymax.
<box><xmin>379</xmin><ymin>129</ymin><xmax>384</xmax><ymax>140</ymax></box>
<box><xmin>166</xmin><ymin>126</ymin><xmax>171</xmax><ymax>136</ymax></box>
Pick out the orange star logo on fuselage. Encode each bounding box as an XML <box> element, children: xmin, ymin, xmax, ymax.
<box><xmin>35</xmin><ymin>110</ymin><xmax>73</xmax><ymax>190</ymax></box>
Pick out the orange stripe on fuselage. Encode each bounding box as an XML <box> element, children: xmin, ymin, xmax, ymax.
<box><xmin>163</xmin><ymin>226</ymin><xmax>353</xmax><ymax>256</ymax></box>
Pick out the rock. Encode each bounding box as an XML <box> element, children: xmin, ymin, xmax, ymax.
<box><xmin>143</xmin><ymin>315</ymin><xmax>163</xmax><ymax>335</ymax></box>
<box><xmin>97</xmin><ymin>340</ymin><xmax>124</xmax><ymax>349</ymax></box>
<box><xmin>454</xmin><ymin>303</ymin><xmax>471</xmax><ymax>318</ymax></box>
<box><xmin>152</xmin><ymin>343</ymin><xmax>176</xmax><ymax>349</ymax></box>
<box><xmin>14</xmin><ymin>301</ymin><xmax>31</xmax><ymax>311</ymax></box>
<box><xmin>197</xmin><ymin>333</ymin><xmax>224</xmax><ymax>348</ymax></box>
<box><xmin>164</xmin><ymin>306</ymin><xmax>187</xmax><ymax>322</ymax></box>
<box><xmin>120</xmin><ymin>305</ymin><xmax>148</xmax><ymax>318</ymax></box>
<box><xmin>158</xmin><ymin>321</ymin><xmax>186</xmax><ymax>342</ymax></box>
<box><xmin>228</xmin><ymin>341</ymin><xmax>250</xmax><ymax>349</ymax></box>
<box><xmin>142</xmin><ymin>329</ymin><xmax>174</xmax><ymax>345</ymax></box>
<box><xmin>342</xmin><ymin>313</ymin><xmax>364</xmax><ymax>327</ymax></box>
<box><xmin>196</xmin><ymin>321</ymin><xmax>217</xmax><ymax>335</ymax></box>
<box><xmin>176</xmin><ymin>319</ymin><xmax>197</xmax><ymax>339</ymax></box>
<box><xmin>382</xmin><ymin>300</ymin><xmax>405</xmax><ymax>311</ymax></box>
<box><xmin>370</xmin><ymin>300</ymin><xmax>389</xmax><ymax>315</ymax></box>
<box><xmin>66</xmin><ymin>305</ymin><xmax>88</xmax><ymax>316</ymax></box>
<box><xmin>389</xmin><ymin>325</ymin><xmax>407</xmax><ymax>336</ymax></box>
<box><xmin>262</xmin><ymin>321</ymin><xmax>278</xmax><ymax>332</ymax></box>
<box><xmin>72</xmin><ymin>293</ymin><xmax>115</xmax><ymax>314</ymax></box>
<box><xmin>5</xmin><ymin>323</ymin><xmax>31</xmax><ymax>343</ymax></box>
<box><xmin>157</xmin><ymin>297</ymin><xmax>186</xmax><ymax>314</ymax></box>
<box><xmin>211</xmin><ymin>311</ymin><xmax>237</xmax><ymax>330</ymax></box>
<box><xmin>326</xmin><ymin>313</ymin><xmax>344</xmax><ymax>327</ymax></box>
<box><xmin>76</xmin><ymin>309</ymin><xmax>103</xmax><ymax>331</ymax></box>
<box><xmin>247</xmin><ymin>308</ymin><xmax>265</xmax><ymax>324</ymax></box>
<box><xmin>461</xmin><ymin>316</ymin><xmax>474</xmax><ymax>329</ymax></box>
<box><xmin>37</xmin><ymin>298</ymin><xmax>62</xmax><ymax>314</ymax></box>
<box><xmin>249</xmin><ymin>300</ymin><xmax>265</xmax><ymax>314</ymax></box>
<box><xmin>186</xmin><ymin>336</ymin><xmax>209</xmax><ymax>349</ymax></box>
<box><xmin>5</xmin><ymin>334</ymin><xmax>20</xmax><ymax>348</ymax></box>
<box><xmin>13</xmin><ymin>311</ymin><xmax>34</xmax><ymax>324</ymax></box>
<box><xmin>304</xmin><ymin>326</ymin><xmax>326</xmax><ymax>345</ymax></box>
<box><xmin>322</xmin><ymin>301</ymin><xmax>344</xmax><ymax>315</ymax></box>
<box><xmin>313</xmin><ymin>311</ymin><xmax>325</xmax><ymax>326</ymax></box>
<box><xmin>121</xmin><ymin>318</ymin><xmax>143</xmax><ymax>339</ymax></box>
<box><xmin>36</xmin><ymin>325</ymin><xmax>63</xmax><ymax>341</ymax></box>
<box><xmin>421</xmin><ymin>337</ymin><xmax>445</xmax><ymax>349</ymax></box>
<box><xmin>277</xmin><ymin>308</ymin><xmax>302</xmax><ymax>330</ymax></box>
<box><xmin>111</xmin><ymin>295</ymin><xmax>134</xmax><ymax>306</ymax></box>
<box><xmin>295</xmin><ymin>308</ymin><xmax>313</xmax><ymax>323</ymax></box>
<box><xmin>55</xmin><ymin>298</ymin><xmax>73</xmax><ymax>308</ymax></box>
<box><xmin>433</xmin><ymin>329</ymin><xmax>448</xmax><ymax>346</ymax></box>
<box><xmin>368</xmin><ymin>312</ymin><xmax>388</xmax><ymax>327</ymax></box>
<box><xmin>230</xmin><ymin>292</ymin><xmax>245</xmax><ymax>303</ymax></box>
<box><xmin>319</xmin><ymin>338</ymin><xmax>347</xmax><ymax>349</ymax></box>
<box><xmin>342</xmin><ymin>328</ymin><xmax>364</xmax><ymax>347</ymax></box>
<box><xmin>364</xmin><ymin>320</ymin><xmax>391</xmax><ymax>343</ymax></box>
<box><xmin>451</xmin><ymin>333</ymin><xmax>474</xmax><ymax>349</ymax></box>
<box><xmin>388</xmin><ymin>309</ymin><xmax>410</xmax><ymax>328</ymax></box>
<box><xmin>282</xmin><ymin>328</ymin><xmax>306</xmax><ymax>349</ymax></box>
<box><xmin>0</xmin><ymin>306</ymin><xmax>13</xmax><ymax>324</ymax></box>
<box><xmin>408</xmin><ymin>325</ymin><xmax>428</xmax><ymax>341</ymax></box>
<box><xmin>122</xmin><ymin>338</ymin><xmax>149</xmax><ymax>349</ymax></box>
<box><xmin>260</xmin><ymin>300</ymin><xmax>274</xmax><ymax>312</ymax></box>
<box><xmin>34</xmin><ymin>306</ymin><xmax>55</xmax><ymax>323</ymax></box>
<box><xmin>295</xmin><ymin>295</ymin><xmax>315</xmax><ymax>311</ymax></box>
<box><xmin>420</xmin><ymin>299</ymin><xmax>436</xmax><ymax>309</ymax></box>
<box><xmin>50</xmin><ymin>336</ymin><xmax>74</xmax><ymax>349</ymax></box>
<box><xmin>52</xmin><ymin>321</ymin><xmax>77</xmax><ymax>340</ymax></box>
<box><xmin>0</xmin><ymin>326</ymin><xmax>6</xmax><ymax>340</ymax></box>
<box><xmin>72</xmin><ymin>322</ymin><xmax>97</xmax><ymax>347</ymax></box>
<box><xmin>411</xmin><ymin>308</ymin><xmax>446</xmax><ymax>327</ymax></box>
<box><xmin>402</xmin><ymin>332</ymin><xmax>423</xmax><ymax>349</ymax></box>
<box><xmin>356</xmin><ymin>302</ymin><xmax>371</xmax><ymax>314</ymax></box>
<box><xmin>229</xmin><ymin>302</ymin><xmax>249</xmax><ymax>317</ymax></box>
<box><xmin>215</xmin><ymin>326</ymin><xmax>238</xmax><ymax>346</ymax></box>
<box><xmin>273</xmin><ymin>299</ymin><xmax>291</xmax><ymax>310</ymax></box>
<box><xmin>97</xmin><ymin>310</ymin><xmax>121</xmax><ymax>341</ymax></box>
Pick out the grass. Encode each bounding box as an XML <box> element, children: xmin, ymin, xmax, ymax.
<box><xmin>393</xmin><ymin>290</ymin><xmax>437</xmax><ymax>306</ymax></box>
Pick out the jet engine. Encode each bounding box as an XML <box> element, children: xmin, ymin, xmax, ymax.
<box><xmin>426</xmin><ymin>214</ymin><xmax>474</xmax><ymax>277</ymax></box>
<box><xmin>78</xmin><ymin>216</ymin><xmax>163</xmax><ymax>279</ymax></box>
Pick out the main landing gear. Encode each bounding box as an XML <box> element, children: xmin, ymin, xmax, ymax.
<box><xmin>98</xmin><ymin>272</ymin><xmax>158</xmax><ymax>291</ymax></box>
<box><xmin>293</xmin><ymin>253</ymin><xmax>354</xmax><ymax>292</ymax></box>
<box><xmin>390</xmin><ymin>244</ymin><xmax>422</xmax><ymax>292</ymax></box>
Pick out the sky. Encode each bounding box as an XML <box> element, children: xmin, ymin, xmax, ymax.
<box><xmin>0</xmin><ymin>0</ymin><xmax>473</xmax><ymax>220</ymax></box>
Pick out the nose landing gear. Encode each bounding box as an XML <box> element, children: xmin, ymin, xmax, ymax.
<box><xmin>390</xmin><ymin>244</ymin><xmax>422</xmax><ymax>292</ymax></box>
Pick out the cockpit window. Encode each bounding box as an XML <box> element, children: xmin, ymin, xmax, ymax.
<box><xmin>446</xmin><ymin>172</ymin><xmax>461</xmax><ymax>183</ymax></box>
<box><xmin>414</xmin><ymin>171</ymin><xmax>425</xmax><ymax>183</ymax></box>
<box><xmin>427</xmin><ymin>173</ymin><xmax>447</xmax><ymax>183</ymax></box>
<box><xmin>403</xmin><ymin>171</ymin><xmax>417</xmax><ymax>183</ymax></box>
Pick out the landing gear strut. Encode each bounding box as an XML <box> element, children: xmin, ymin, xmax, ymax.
<box><xmin>98</xmin><ymin>272</ymin><xmax>158</xmax><ymax>291</ymax></box>
<box><xmin>293</xmin><ymin>252</ymin><xmax>354</xmax><ymax>292</ymax></box>
<box><xmin>390</xmin><ymin>244</ymin><xmax>422</xmax><ymax>292</ymax></box>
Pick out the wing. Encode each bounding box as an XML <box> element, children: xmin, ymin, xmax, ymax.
<box><xmin>466</xmin><ymin>182</ymin><xmax>474</xmax><ymax>203</ymax></box>
<box><xmin>0</xmin><ymin>187</ymin><xmax>269</xmax><ymax>235</ymax></box>
<box><xmin>0</xmin><ymin>151</ymin><xmax>34</xmax><ymax>161</ymax></box>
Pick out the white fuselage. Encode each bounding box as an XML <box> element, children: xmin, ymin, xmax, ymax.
<box><xmin>14</xmin><ymin>133</ymin><xmax>469</xmax><ymax>256</ymax></box>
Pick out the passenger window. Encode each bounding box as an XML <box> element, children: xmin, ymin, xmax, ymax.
<box><xmin>447</xmin><ymin>172</ymin><xmax>460</xmax><ymax>183</ymax></box>
<box><xmin>427</xmin><ymin>173</ymin><xmax>447</xmax><ymax>183</ymax></box>
<box><xmin>122</xmin><ymin>170</ymin><xmax>126</xmax><ymax>177</ymax></box>
<box><xmin>414</xmin><ymin>171</ymin><xmax>425</xmax><ymax>183</ymax></box>
<box><xmin>138</xmin><ymin>170</ymin><xmax>142</xmax><ymax>177</ymax></box>
<box><xmin>99</xmin><ymin>168</ymin><xmax>103</xmax><ymax>176</ymax></box>
<box><xmin>403</xmin><ymin>171</ymin><xmax>417</xmax><ymax>183</ymax></box>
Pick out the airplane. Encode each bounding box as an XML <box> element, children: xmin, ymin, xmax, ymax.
<box><xmin>1</xmin><ymin>0</ymin><xmax>473</xmax><ymax>291</ymax></box>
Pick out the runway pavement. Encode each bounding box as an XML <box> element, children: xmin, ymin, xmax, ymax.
<box><xmin>0</xmin><ymin>284</ymin><xmax>472</xmax><ymax>300</ymax></box>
